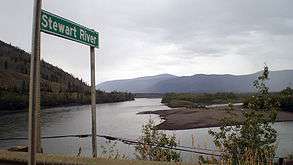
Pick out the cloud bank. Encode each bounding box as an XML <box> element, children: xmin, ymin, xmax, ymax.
<box><xmin>1</xmin><ymin>0</ymin><xmax>293</xmax><ymax>83</ymax></box>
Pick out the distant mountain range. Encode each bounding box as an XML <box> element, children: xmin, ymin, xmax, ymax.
<box><xmin>96</xmin><ymin>70</ymin><xmax>293</xmax><ymax>93</ymax></box>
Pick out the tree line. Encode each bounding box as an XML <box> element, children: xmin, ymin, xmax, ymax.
<box><xmin>161</xmin><ymin>92</ymin><xmax>248</xmax><ymax>108</ymax></box>
<box><xmin>161</xmin><ymin>88</ymin><xmax>293</xmax><ymax>111</ymax></box>
<box><xmin>0</xmin><ymin>40</ymin><xmax>134</xmax><ymax>111</ymax></box>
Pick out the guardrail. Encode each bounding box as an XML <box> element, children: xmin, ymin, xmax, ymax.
<box><xmin>0</xmin><ymin>134</ymin><xmax>292</xmax><ymax>165</ymax></box>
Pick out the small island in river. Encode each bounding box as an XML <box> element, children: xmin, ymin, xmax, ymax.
<box><xmin>138</xmin><ymin>105</ymin><xmax>293</xmax><ymax>130</ymax></box>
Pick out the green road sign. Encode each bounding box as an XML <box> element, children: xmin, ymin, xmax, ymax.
<box><xmin>41</xmin><ymin>10</ymin><xmax>99</xmax><ymax>48</ymax></box>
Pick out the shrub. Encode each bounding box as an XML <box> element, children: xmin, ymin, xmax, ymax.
<box><xmin>135</xmin><ymin>119</ymin><xmax>180</xmax><ymax>162</ymax></box>
<box><xmin>209</xmin><ymin>66</ymin><xmax>279</xmax><ymax>164</ymax></box>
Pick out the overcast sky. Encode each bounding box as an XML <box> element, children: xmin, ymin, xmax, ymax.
<box><xmin>1</xmin><ymin>0</ymin><xmax>293</xmax><ymax>84</ymax></box>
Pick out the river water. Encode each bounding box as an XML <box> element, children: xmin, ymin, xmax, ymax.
<box><xmin>0</xmin><ymin>98</ymin><xmax>292</xmax><ymax>161</ymax></box>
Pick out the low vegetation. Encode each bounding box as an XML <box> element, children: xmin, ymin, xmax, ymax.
<box><xmin>162</xmin><ymin>85</ymin><xmax>293</xmax><ymax>112</ymax></box>
<box><xmin>161</xmin><ymin>92</ymin><xmax>247</xmax><ymax>108</ymax></box>
<box><xmin>135</xmin><ymin>119</ymin><xmax>180</xmax><ymax>162</ymax></box>
<box><xmin>100</xmin><ymin>140</ymin><xmax>128</xmax><ymax>160</ymax></box>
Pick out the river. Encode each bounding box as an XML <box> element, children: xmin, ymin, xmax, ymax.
<box><xmin>0</xmin><ymin>98</ymin><xmax>292</xmax><ymax>161</ymax></box>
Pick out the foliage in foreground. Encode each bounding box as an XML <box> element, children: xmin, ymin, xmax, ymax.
<box><xmin>100</xmin><ymin>140</ymin><xmax>128</xmax><ymax>160</ymax></box>
<box><xmin>135</xmin><ymin>119</ymin><xmax>180</xmax><ymax>162</ymax></box>
<box><xmin>243</xmin><ymin>86</ymin><xmax>293</xmax><ymax>112</ymax></box>
<box><xmin>209</xmin><ymin>66</ymin><xmax>279</xmax><ymax>164</ymax></box>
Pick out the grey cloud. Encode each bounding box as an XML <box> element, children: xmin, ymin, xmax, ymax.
<box><xmin>0</xmin><ymin>0</ymin><xmax>293</xmax><ymax>82</ymax></box>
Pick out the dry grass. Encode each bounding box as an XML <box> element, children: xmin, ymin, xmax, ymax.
<box><xmin>0</xmin><ymin>150</ymin><xmax>188</xmax><ymax>165</ymax></box>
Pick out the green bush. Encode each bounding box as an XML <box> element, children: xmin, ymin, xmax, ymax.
<box><xmin>209</xmin><ymin>66</ymin><xmax>278</xmax><ymax>164</ymax></box>
<box><xmin>135</xmin><ymin>119</ymin><xmax>180</xmax><ymax>162</ymax></box>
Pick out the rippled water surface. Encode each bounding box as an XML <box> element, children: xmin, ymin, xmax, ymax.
<box><xmin>0</xmin><ymin>98</ymin><xmax>292</xmax><ymax>160</ymax></box>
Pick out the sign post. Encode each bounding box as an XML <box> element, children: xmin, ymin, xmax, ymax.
<box><xmin>90</xmin><ymin>46</ymin><xmax>97</xmax><ymax>157</ymax></box>
<box><xmin>39</xmin><ymin>9</ymin><xmax>99</xmax><ymax>158</ymax></box>
<box><xmin>29</xmin><ymin>0</ymin><xmax>42</xmax><ymax>165</ymax></box>
<box><xmin>29</xmin><ymin>5</ymin><xmax>99</xmax><ymax>163</ymax></box>
<box><xmin>40</xmin><ymin>10</ymin><xmax>99</xmax><ymax>157</ymax></box>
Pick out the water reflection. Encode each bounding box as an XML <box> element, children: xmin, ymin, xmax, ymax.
<box><xmin>0</xmin><ymin>98</ymin><xmax>292</xmax><ymax>160</ymax></box>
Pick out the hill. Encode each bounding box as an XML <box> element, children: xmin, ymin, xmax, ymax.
<box><xmin>96</xmin><ymin>74</ymin><xmax>177</xmax><ymax>93</ymax></box>
<box><xmin>96</xmin><ymin>71</ymin><xmax>293</xmax><ymax>93</ymax></box>
<box><xmin>0</xmin><ymin>40</ymin><xmax>134</xmax><ymax>110</ymax></box>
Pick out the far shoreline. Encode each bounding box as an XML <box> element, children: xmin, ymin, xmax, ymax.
<box><xmin>0</xmin><ymin>99</ymin><xmax>136</xmax><ymax>115</ymax></box>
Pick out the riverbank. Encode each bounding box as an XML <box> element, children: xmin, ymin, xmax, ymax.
<box><xmin>137</xmin><ymin>106</ymin><xmax>293</xmax><ymax>130</ymax></box>
<box><xmin>0</xmin><ymin>90</ymin><xmax>134</xmax><ymax>111</ymax></box>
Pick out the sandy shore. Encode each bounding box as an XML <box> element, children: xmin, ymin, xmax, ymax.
<box><xmin>137</xmin><ymin>106</ymin><xmax>293</xmax><ymax>130</ymax></box>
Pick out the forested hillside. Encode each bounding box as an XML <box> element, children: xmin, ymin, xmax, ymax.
<box><xmin>0</xmin><ymin>40</ymin><xmax>134</xmax><ymax>110</ymax></box>
<box><xmin>97</xmin><ymin>71</ymin><xmax>293</xmax><ymax>93</ymax></box>
<box><xmin>97</xmin><ymin>74</ymin><xmax>177</xmax><ymax>93</ymax></box>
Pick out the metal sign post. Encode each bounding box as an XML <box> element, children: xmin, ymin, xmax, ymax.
<box><xmin>29</xmin><ymin>0</ymin><xmax>42</xmax><ymax>164</ymax></box>
<box><xmin>29</xmin><ymin>8</ymin><xmax>100</xmax><ymax>160</ymax></box>
<box><xmin>90</xmin><ymin>46</ymin><xmax>97</xmax><ymax>157</ymax></box>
